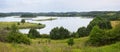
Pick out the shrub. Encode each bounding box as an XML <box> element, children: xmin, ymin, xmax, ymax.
<box><xmin>21</xmin><ymin>19</ymin><xmax>25</xmax><ymax>23</ymax></box>
<box><xmin>77</xmin><ymin>27</ymin><xmax>88</xmax><ymax>37</ymax></box>
<box><xmin>28</xmin><ymin>28</ymin><xmax>40</xmax><ymax>38</ymax></box>
<box><xmin>17</xmin><ymin>22</ymin><xmax>20</xmax><ymax>25</ymax></box>
<box><xmin>89</xmin><ymin>24</ymin><xmax>120</xmax><ymax>46</ymax></box>
<box><xmin>89</xmin><ymin>25</ymin><xmax>105</xmax><ymax>46</ymax></box>
<box><xmin>50</xmin><ymin>27</ymin><xmax>70</xmax><ymax>39</ymax></box>
<box><xmin>87</xmin><ymin>17</ymin><xmax>112</xmax><ymax>35</ymax></box>
<box><xmin>70</xmin><ymin>32</ymin><xmax>79</xmax><ymax>38</ymax></box>
<box><xmin>67</xmin><ymin>38</ymin><xmax>74</xmax><ymax>46</ymax></box>
<box><xmin>38</xmin><ymin>23</ymin><xmax>42</xmax><ymax>25</ymax></box>
<box><xmin>7</xmin><ymin>24</ymin><xmax>31</xmax><ymax>45</ymax></box>
<box><xmin>7</xmin><ymin>33</ymin><xmax>31</xmax><ymax>45</ymax></box>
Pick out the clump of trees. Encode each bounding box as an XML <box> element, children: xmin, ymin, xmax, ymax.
<box><xmin>7</xmin><ymin>24</ymin><xmax>31</xmax><ymax>45</ymax></box>
<box><xmin>50</xmin><ymin>27</ymin><xmax>70</xmax><ymax>39</ymax></box>
<box><xmin>67</xmin><ymin>38</ymin><xmax>74</xmax><ymax>46</ymax></box>
<box><xmin>88</xmin><ymin>26</ymin><xmax>105</xmax><ymax>46</ymax></box>
<box><xmin>70</xmin><ymin>32</ymin><xmax>79</xmax><ymax>38</ymax></box>
<box><xmin>20</xmin><ymin>14</ymin><xmax>37</xmax><ymax>17</ymax></box>
<box><xmin>87</xmin><ymin>17</ymin><xmax>112</xmax><ymax>35</ymax></box>
<box><xmin>77</xmin><ymin>27</ymin><xmax>88</xmax><ymax>37</ymax></box>
<box><xmin>89</xmin><ymin>24</ymin><xmax>120</xmax><ymax>46</ymax></box>
<box><xmin>21</xmin><ymin>19</ymin><xmax>25</xmax><ymax>24</ymax></box>
<box><xmin>28</xmin><ymin>28</ymin><xmax>40</xmax><ymax>38</ymax></box>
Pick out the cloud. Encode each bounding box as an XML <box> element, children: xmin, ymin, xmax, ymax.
<box><xmin>0</xmin><ymin>0</ymin><xmax>120</xmax><ymax>12</ymax></box>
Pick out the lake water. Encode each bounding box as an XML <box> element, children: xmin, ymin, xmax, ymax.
<box><xmin>0</xmin><ymin>16</ymin><xmax>93</xmax><ymax>34</ymax></box>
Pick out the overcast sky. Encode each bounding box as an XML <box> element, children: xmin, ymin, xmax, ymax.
<box><xmin>0</xmin><ymin>0</ymin><xmax>120</xmax><ymax>12</ymax></box>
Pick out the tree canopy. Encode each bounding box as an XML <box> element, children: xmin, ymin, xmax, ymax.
<box><xmin>50</xmin><ymin>27</ymin><xmax>70</xmax><ymax>39</ymax></box>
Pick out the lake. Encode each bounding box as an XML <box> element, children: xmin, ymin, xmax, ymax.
<box><xmin>0</xmin><ymin>16</ymin><xmax>93</xmax><ymax>34</ymax></box>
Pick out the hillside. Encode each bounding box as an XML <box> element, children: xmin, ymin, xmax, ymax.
<box><xmin>0</xmin><ymin>20</ymin><xmax>120</xmax><ymax>52</ymax></box>
<box><xmin>0</xmin><ymin>37</ymin><xmax>120</xmax><ymax>52</ymax></box>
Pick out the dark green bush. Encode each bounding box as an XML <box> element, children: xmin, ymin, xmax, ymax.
<box><xmin>7</xmin><ymin>24</ymin><xmax>31</xmax><ymax>45</ymax></box>
<box><xmin>50</xmin><ymin>27</ymin><xmax>70</xmax><ymax>39</ymax></box>
<box><xmin>70</xmin><ymin>32</ymin><xmax>79</xmax><ymax>38</ymax></box>
<box><xmin>89</xmin><ymin>26</ymin><xmax>105</xmax><ymax>46</ymax></box>
<box><xmin>67</xmin><ymin>38</ymin><xmax>74</xmax><ymax>46</ymax></box>
<box><xmin>7</xmin><ymin>33</ymin><xmax>31</xmax><ymax>45</ymax></box>
<box><xmin>87</xmin><ymin>17</ymin><xmax>112</xmax><ymax>35</ymax></box>
<box><xmin>89</xmin><ymin>24</ymin><xmax>120</xmax><ymax>46</ymax></box>
<box><xmin>28</xmin><ymin>28</ymin><xmax>40</xmax><ymax>38</ymax></box>
<box><xmin>21</xmin><ymin>19</ymin><xmax>25</xmax><ymax>23</ymax></box>
<box><xmin>77</xmin><ymin>27</ymin><xmax>88</xmax><ymax>37</ymax></box>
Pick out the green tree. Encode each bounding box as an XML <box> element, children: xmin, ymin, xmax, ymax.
<box><xmin>71</xmin><ymin>32</ymin><xmax>79</xmax><ymax>38</ymax></box>
<box><xmin>28</xmin><ymin>28</ymin><xmax>40</xmax><ymax>38</ymax></box>
<box><xmin>21</xmin><ymin>19</ymin><xmax>25</xmax><ymax>23</ymax></box>
<box><xmin>67</xmin><ymin>38</ymin><xmax>74</xmax><ymax>46</ymax></box>
<box><xmin>50</xmin><ymin>27</ymin><xmax>70</xmax><ymax>39</ymax></box>
<box><xmin>77</xmin><ymin>27</ymin><xmax>88</xmax><ymax>37</ymax></box>
<box><xmin>7</xmin><ymin>24</ymin><xmax>31</xmax><ymax>45</ymax></box>
<box><xmin>89</xmin><ymin>25</ymin><xmax>105</xmax><ymax>46</ymax></box>
<box><xmin>87</xmin><ymin>17</ymin><xmax>112</xmax><ymax>35</ymax></box>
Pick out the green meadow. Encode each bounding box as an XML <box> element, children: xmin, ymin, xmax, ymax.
<box><xmin>0</xmin><ymin>22</ymin><xmax>45</xmax><ymax>29</ymax></box>
<box><xmin>0</xmin><ymin>37</ymin><xmax>120</xmax><ymax>52</ymax></box>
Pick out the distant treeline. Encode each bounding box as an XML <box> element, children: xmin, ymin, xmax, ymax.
<box><xmin>0</xmin><ymin>11</ymin><xmax>120</xmax><ymax>17</ymax></box>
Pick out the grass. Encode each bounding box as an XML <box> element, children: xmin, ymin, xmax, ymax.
<box><xmin>0</xmin><ymin>37</ymin><xmax>120</xmax><ymax>52</ymax></box>
<box><xmin>111</xmin><ymin>21</ymin><xmax>120</xmax><ymax>28</ymax></box>
<box><xmin>0</xmin><ymin>22</ymin><xmax>45</xmax><ymax>29</ymax></box>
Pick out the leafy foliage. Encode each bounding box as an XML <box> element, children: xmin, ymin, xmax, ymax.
<box><xmin>77</xmin><ymin>27</ymin><xmax>88</xmax><ymax>37</ymax></box>
<box><xmin>89</xmin><ymin>24</ymin><xmax>120</xmax><ymax>46</ymax></box>
<box><xmin>67</xmin><ymin>38</ymin><xmax>74</xmax><ymax>46</ymax></box>
<box><xmin>21</xmin><ymin>19</ymin><xmax>25</xmax><ymax>23</ymax></box>
<box><xmin>87</xmin><ymin>17</ymin><xmax>112</xmax><ymax>34</ymax></box>
<box><xmin>50</xmin><ymin>27</ymin><xmax>70</xmax><ymax>39</ymax></box>
<box><xmin>70</xmin><ymin>32</ymin><xmax>79</xmax><ymax>38</ymax></box>
<box><xmin>89</xmin><ymin>26</ymin><xmax>105</xmax><ymax>46</ymax></box>
<box><xmin>28</xmin><ymin>28</ymin><xmax>40</xmax><ymax>38</ymax></box>
<box><xmin>7</xmin><ymin>24</ymin><xmax>31</xmax><ymax>45</ymax></box>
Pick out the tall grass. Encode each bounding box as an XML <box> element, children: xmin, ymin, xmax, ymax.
<box><xmin>0</xmin><ymin>37</ymin><xmax>120</xmax><ymax>52</ymax></box>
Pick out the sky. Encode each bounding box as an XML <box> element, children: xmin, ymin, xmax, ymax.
<box><xmin>0</xmin><ymin>0</ymin><xmax>120</xmax><ymax>12</ymax></box>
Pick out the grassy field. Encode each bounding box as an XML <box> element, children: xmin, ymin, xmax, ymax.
<box><xmin>0</xmin><ymin>22</ymin><xmax>45</xmax><ymax>29</ymax></box>
<box><xmin>0</xmin><ymin>37</ymin><xmax>120</xmax><ymax>52</ymax></box>
<box><xmin>111</xmin><ymin>21</ymin><xmax>120</xmax><ymax>28</ymax></box>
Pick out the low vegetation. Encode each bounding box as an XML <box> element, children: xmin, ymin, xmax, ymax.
<box><xmin>1</xmin><ymin>24</ymin><xmax>31</xmax><ymax>45</ymax></box>
<box><xmin>28</xmin><ymin>28</ymin><xmax>40</xmax><ymax>39</ymax></box>
<box><xmin>87</xmin><ymin>17</ymin><xmax>112</xmax><ymax>34</ymax></box>
<box><xmin>21</xmin><ymin>19</ymin><xmax>25</xmax><ymax>23</ymax></box>
<box><xmin>0</xmin><ymin>37</ymin><xmax>120</xmax><ymax>52</ymax></box>
<box><xmin>0</xmin><ymin>22</ymin><xmax>45</xmax><ymax>29</ymax></box>
<box><xmin>77</xmin><ymin>27</ymin><xmax>88</xmax><ymax>37</ymax></box>
<box><xmin>50</xmin><ymin>27</ymin><xmax>70</xmax><ymax>39</ymax></box>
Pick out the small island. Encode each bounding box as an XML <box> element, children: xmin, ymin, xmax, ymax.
<box><xmin>20</xmin><ymin>14</ymin><xmax>37</xmax><ymax>17</ymax></box>
<box><xmin>32</xmin><ymin>17</ymin><xmax>57</xmax><ymax>21</ymax></box>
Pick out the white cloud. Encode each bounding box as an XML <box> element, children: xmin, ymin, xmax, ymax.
<box><xmin>0</xmin><ymin>0</ymin><xmax>120</xmax><ymax>12</ymax></box>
